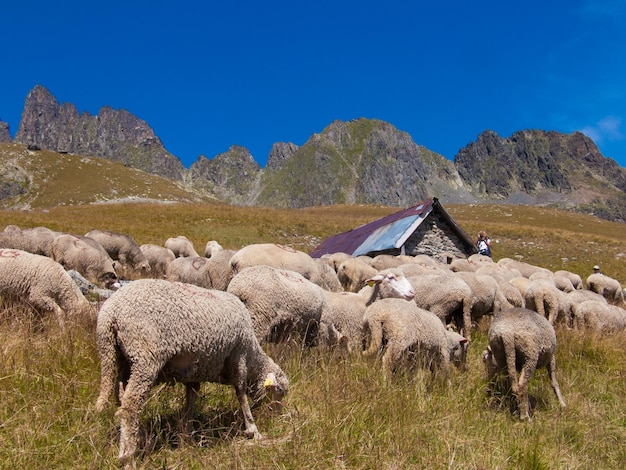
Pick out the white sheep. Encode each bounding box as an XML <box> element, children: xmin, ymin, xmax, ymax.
<box><xmin>362</xmin><ymin>298</ymin><xmax>468</xmax><ymax>380</ymax></box>
<box><xmin>571</xmin><ymin>300</ymin><xmax>626</xmax><ymax>334</ymax></box>
<box><xmin>336</xmin><ymin>257</ymin><xmax>378</xmax><ymax>292</ymax></box>
<box><xmin>94</xmin><ymin>278</ymin><xmax>289</xmax><ymax>465</ymax></box>
<box><xmin>0</xmin><ymin>225</ymin><xmax>60</xmax><ymax>256</ymax></box>
<box><xmin>139</xmin><ymin>243</ymin><xmax>176</xmax><ymax>278</ymax></box>
<box><xmin>50</xmin><ymin>234</ymin><xmax>119</xmax><ymax>289</ymax></box>
<box><xmin>586</xmin><ymin>273</ymin><xmax>626</xmax><ymax>306</ymax></box>
<box><xmin>0</xmin><ymin>248</ymin><xmax>95</xmax><ymax>330</ymax></box>
<box><xmin>166</xmin><ymin>249</ymin><xmax>235</xmax><ymax>291</ymax></box>
<box><xmin>204</xmin><ymin>239</ymin><xmax>224</xmax><ymax>257</ymax></box>
<box><xmin>497</xmin><ymin>258</ymin><xmax>552</xmax><ymax>278</ymax></box>
<box><xmin>230</xmin><ymin>243</ymin><xmax>324</xmax><ymax>287</ymax></box>
<box><xmin>319</xmin><ymin>268</ymin><xmax>416</xmax><ymax>352</ymax></box>
<box><xmin>554</xmin><ymin>269</ymin><xmax>584</xmax><ymax>290</ymax></box>
<box><xmin>482</xmin><ymin>307</ymin><xmax>566</xmax><ymax>420</ymax></box>
<box><xmin>85</xmin><ymin>229</ymin><xmax>151</xmax><ymax>278</ymax></box>
<box><xmin>165</xmin><ymin>235</ymin><xmax>201</xmax><ymax>258</ymax></box>
<box><xmin>227</xmin><ymin>264</ymin><xmax>327</xmax><ymax>346</ymax></box>
<box><xmin>523</xmin><ymin>277</ymin><xmax>565</xmax><ymax>325</ymax></box>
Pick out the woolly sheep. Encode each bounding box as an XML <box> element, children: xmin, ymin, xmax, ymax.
<box><xmin>497</xmin><ymin>258</ymin><xmax>551</xmax><ymax>278</ymax></box>
<box><xmin>337</xmin><ymin>257</ymin><xmax>378</xmax><ymax>292</ymax></box>
<box><xmin>449</xmin><ymin>258</ymin><xmax>479</xmax><ymax>273</ymax></box>
<box><xmin>94</xmin><ymin>278</ymin><xmax>289</xmax><ymax>465</ymax></box>
<box><xmin>482</xmin><ymin>307</ymin><xmax>566</xmax><ymax>420</ymax></box>
<box><xmin>523</xmin><ymin>278</ymin><xmax>564</xmax><ymax>325</ymax></box>
<box><xmin>454</xmin><ymin>271</ymin><xmax>512</xmax><ymax>327</ymax></box>
<box><xmin>204</xmin><ymin>239</ymin><xmax>223</xmax><ymax>257</ymax></box>
<box><xmin>0</xmin><ymin>225</ymin><xmax>60</xmax><ymax>256</ymax></box>
<box><xmin>139</xmin><ymin>243</ymin><xmax>176</xmax><ymax>279</ymax></box>
<box><xmin>586</xmin><ymin>273</ymin><xmax>626</xmax><ymax>306</ymax></box>
<box><xmin>0</xmin><ymin>248</ymin><xmax>95</xmax><ymax>330</ymax></box>
<box><xmin>319</xmin><ymin>268</ymin><xmax>416</xmax><ymax>352</ymax></box>
<box><xmin>369</xmin><ymin>254</ymin><xmax>417</xmax><ymax>271</ymax></box>
<box><xmin>554</xmin><ymin>269</ymin><xmax>584</xmax><ymax>290</ymax></box>
<box><xmin>571</xmin><ymin>300</ymin><xmax>626</xmax><ymax>334</ymax></box>
<box><xmin>166</xmin><ymin>249</ymin><xmax>235</xmax><ymax>291</ymax></box>
<box><xmin>227</xmin><ymin>264</ymin><xmax>327</xmax><ymax>345</ymax></box>
<box><xmin>529</xmin><ymin>270</ymin><xmax>575</xmax><ymax>293</ymax></box>
<box><xmin>50</xmin><ymin>234</ymin><xmax>119</xmax><ymax>289</ymax></box>
<box><xmin>165</xmin><ymin>235</ymin><xmax>201</xmax><ymax>258</ymax></box>
<box><xmin>362</xmin><ymin>298</ymin><xmax>468</xmax><ymax>380</ymax></box>
<box><xmin>407</xmin><ymin>273</ymin><xmax>473</xmax><ymax>341</ymax></box>
<box><xmin>230</xmin><ymin>243</ymin><xmax>324</xmax><ymax>287</ymax></box>
<box><xmin>66</xmin><ymin>269</ymin><xmax>117</xmax><ymax>300</ymax></box>
<box><xmin>85</xmin><ymin>229</ymin><xmax>151</xmax><ymax>278</ymax></box>
<box><xmin>314</xmin><ymin>258</ymin><xmax>343</xmax><ymax>292</ymax></box>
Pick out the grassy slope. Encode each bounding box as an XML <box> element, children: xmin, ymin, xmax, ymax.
<box><xmin>0</xmin><ymin>202</ymin><xmax>625</xmax><ymax>469</ymax></box>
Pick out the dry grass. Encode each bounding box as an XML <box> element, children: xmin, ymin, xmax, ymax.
<box><xmin>0</xmin><ymin>201</ymin><xmax>625</xmax><ymax>468</ymax></box>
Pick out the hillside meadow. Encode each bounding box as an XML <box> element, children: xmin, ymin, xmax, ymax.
<box><xmin>0</xmin><ymin>201</ymin><xmax>625</xmax><ymax>469</ymax></box>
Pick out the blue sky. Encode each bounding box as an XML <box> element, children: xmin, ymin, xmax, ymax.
<box><xmin>1</xmin><ymin>1</ymin><xmax>625</xmax><ymax>169</ymax></box>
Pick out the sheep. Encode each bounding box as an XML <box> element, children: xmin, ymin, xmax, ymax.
<box><xmin>165</xmin><ymin>235</ymin><xmax>201</xmax><ymax>258</ymax></box>
<box><xmin>407</xmin><ymin>273</ymin><xmax>474</xmax><ymax>341</ymax></box>
<box><xmin>586</xmin><ymin>273</ymin><xmax>626</xmax><ymax>306</ymax></box>
<box><xmin>230</xmin><ymin>243</ymin><xmax>324</xmax><ymax>287</ymax></box>
<box><xmin>139</xmin><ymin>243</ymin><xmax>176</xmax><ymax>279</ymax></box>
<box><xmin>523</xmin><ymin>278</ymin><xmax>564</xmax><ymax>325</ymax></box>
<box><xmin>449</xmin><ymin>258</ymin><xmax>479</xmax><ymax>272</ymax></box>
<box><xmin>85</xmin><ymin>229</ymin><xmax>151</xmax><ymax>278</ymax></box>
<box><xmin>571</xmin><ymin>300</ymin><xmax>626</xmax><ymax>334</ymax></box>
<box><xmin>482</xmin><ymin>307</ymin><xmax>566</xmax><ymax>420</ymax></box>
<box><xmin>0</xmin><ymin>225</ymin><xmax>60</xmax><ymax>256</ymax></box>
<box><xmin>321</xmin><ymin>252</ymin><xmax>353</xmax><ymax>272</ymax></box>
<box><xmin>166</xmin><ymin>249</ymin><xmax>236</xmax><ymax>291</ymax></box>
<box><xmin>319</xmin><ymin>268</ymin><xmax>416</xmax><ymax>352</ymax></box>
<box><xmin>369</xmin><ymin>254</ymin><xmax>417</xmax><ymax>271</ymax></box>
<box><xmin>554</xmin><ymin>269</ymin><xmax>584</xmax><ymax>290</ymax></box>
<box><xmin>453</xmin><ymin>271</ymin><xmax>512</xmax><ymax>328</ymax></box>
<box><xmin>529</xmin><ymin>270</ymin><xmax>575</xmax><ymax>293</ymax></box>
<box><xmin>50</xmin><ymin>234</ymin><xmax>119</xmax><ymax>289</ymax></box>
<box><xmin>313</xmin><ymin>257</ymin><xmax>343</xmax><ymax>292</ymax></box>
<box><xmin>497</xmin><ymin>258</ymin><xmax>551</xmax><ymax>278</ymax></box>
<box><xmin>66</xmin><ymin>269</ymin><xmax>117</xmax><ymax>300</ymax></box>
<box><xmin>0</xmin><ymin>248</ymin><xmax>95</xmax><ymax>330</ymax></box>
<box><xmin>204</xmin><ymin>239</ymin><xmax>223</xmax><ymax>257</ymax></box>
<box><xmin>94</xmin><ymin>278</ymin><xmax>289</xmax><ymax>465</ymax></box>
<box><xmin>227</xmin><ymin>265</ymin><xmax>327</xmax><ymax>345</ymax></box>
<box><xmin>362</xmin><ymin>298</ymin><xmax>468</xmax><ymax>380</ymax></box>
<box><xmin>336</xmin><ymin>257</ymin><xmax>378</xmax><ymax>292</ymax></box>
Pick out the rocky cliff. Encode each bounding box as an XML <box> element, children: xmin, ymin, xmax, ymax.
<box><xmin>14</xmin><ymin>85</ymin><xmax>185</xmax><ymax>180</ymax></box>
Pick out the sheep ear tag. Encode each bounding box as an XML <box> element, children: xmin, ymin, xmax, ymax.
<box><xmin>263</xmin><ymin>373</ymin><xmax>276</xmax><ymax>388</ymax></box>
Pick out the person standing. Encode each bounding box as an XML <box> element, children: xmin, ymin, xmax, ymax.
<box><xmin>477</xmin><ymin>230</ymin><xmax>492</xmax><ymax>257</ymax></box>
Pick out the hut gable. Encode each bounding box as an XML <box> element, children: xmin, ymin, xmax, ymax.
<box><xmin>310</xmin><ymin>197</ymin><xmax>477</xmax><ymax>262</ymax></box>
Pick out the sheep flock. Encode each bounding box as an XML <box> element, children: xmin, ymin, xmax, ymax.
<box><xmin>1</xmin><ymin>223</ymin><xmax>625</xmax><ymax>466</ymax></box>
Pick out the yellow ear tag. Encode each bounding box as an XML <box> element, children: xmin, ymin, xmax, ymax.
<box><xmin>264</xmin><ymin>376</ymin><xmax>276</xmax><ymax>387</ymax></box>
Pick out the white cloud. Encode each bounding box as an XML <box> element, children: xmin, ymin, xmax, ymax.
<box><xmin>580</xmin><ymin>116</ymin><xmax>623</xmax><ymax>144</ymax></box>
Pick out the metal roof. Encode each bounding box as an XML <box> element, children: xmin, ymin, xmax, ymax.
<box><xmin>310</xmin><ymin>197</ymin><xmax>455</xmax><ymax>258</ymax></box>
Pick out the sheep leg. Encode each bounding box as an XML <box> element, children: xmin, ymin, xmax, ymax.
<box><xmin>462</xmin><ymin>300</ymin><xmax>472</xmax><ymax>341</ymax></box>
<box><xmin>363</xmin><ymin>320</ymin><xmax>383</xmax><ymax>357</ymax></box>
<box><xmin>182</xmin><ymin>382</ymin><xmax>201</xmax><ymax>434</ymax></box>
<box><xmin>546</xmin><ymin>357</ymin><xmax>566</xmax><ymax>408</ymax></box>
<box><xmin>516</xmin><ymin>361</ymin><xmax>537</xmax><ymax>421</ymax></box>
<box><xmin>116</xmin><ymin>366</ymin><xmax>158</xmax><ymax>464</ymax></box>
<box><xmin>233</xmin><ymin>382</ymin><xmax>261</xmax><ymax>440</ymax></box>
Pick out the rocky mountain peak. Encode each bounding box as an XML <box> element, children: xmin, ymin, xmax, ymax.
<box><xmin>0</xmin><ymin>120</ymin><xmax>10</xmax><ymax>142</ymax></box>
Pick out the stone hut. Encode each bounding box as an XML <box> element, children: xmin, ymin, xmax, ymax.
<box><xmin>309</xmin><ymin>197</ymin><xmax>477</xmax><ymax>263</ymax></box>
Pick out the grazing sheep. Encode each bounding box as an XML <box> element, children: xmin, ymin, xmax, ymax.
<box><xmin>336</xmin><ymin>257</ymin><xmax>378</xmax><ymax>292</ymax></box>
<box><xmin>571</xmin><ymin>300</ymin><xmax>626</xmax><ymax>334</ymax></box>
<box><xmin>523</xmin><ymin>278</ymin><xmax>564</xmax><ymax>325</ymax></box>
<box><xmin>497</xmin><ymin>258</ymin><xmax>551</xmax><ymax>279</ymax></box>
<box><xmin>321</xmin><ymin>252</ymin><xmax>353</xmax><ymax>272</ymax></box>
<box><xmin>586</xmin><ymin>273</ymin><xmax>626</xmax><ymax>306</ymax></box>
<box><xmin>166</xmin><ymin>249</ymin><xmax>236</xmax><ymax>291</ymax></box>
<box><xmin>204</xmin><ymin>239</ymin><xmax>223</xmax><ymax>257</ymax></box>
<box><xmin>85</xmin><ymin>229</ymin><xmax>151</xmax><ymax>278</ymax></box>
<box><xmin>50</xmin><ymin>234</ymin><xmax>119</xmax><ymax>289</ymax></box>
<box><xmin>362</xmin><ymin>298</ymin><xmax>468</xmax><ymax>380</ymax></box>
<box><xmin>230</xmin><ymin>243</ymin><xmax>324</xmax><ymax>287</ymax></box>
<box><xmin>314</xmin><ymin>258</ymin><xmax>343</xmax><ymax>292</ymax></box>
<box><xmin>139</xmin><ymin>243</ymin><xmax>176</xmax><ymax>279</ymax></box>
<box><xmin>165</xmin><ymin>235</ymin><xmax>201</xmax><ymax>258</ymax></box>
<box><xmin>66</xmin><ymin>269</ymin><xmax>117</xmax><ymax>300</ymax></box>
<box><xmin>0</xmin><ymin>225</ymin><xmax>60</xmax><ymax>256</ymax></box>
<box><xmin>482</xmin><ymin>307</ymin><xmax>566</xmax><ymax>420</ymax></box>
<box><xmin>319</xmin><ymin>268</ymin><xmax>416</xmax><ymax>352</ymax></box>
<box><xmin>227</xmin><ymin>265</ymin><xmax>327</xmax><ymax>345</ymax></box>
<box><xmin>449</xmin><ymin>258</ymin><xmax>479</xmax><ymax>273</ymax></box>
<box><xmin>454</xmin><ymin>271</ymin><xmax>511</xmax><ymax>329</ymax></box>
<box><xmin>554</xmin><ymin>270</ymin><xmax>584</xmax><ymax>290</ymax></box>
<box><xmin>95</xmin><ymin>278</ymin><xmax>289</xmax><ymax>465</ymax></box>
<box><xmin>0</xmin><ymin>248</ymin><xmax>95</xmax><ymax>330</ymax></box>
<box><xmin>529</xmin><ymin>270</ymin><xmax>575</xmax><ymax>293</ymax></box>
<box><xmin>370</xmin><ymin>254</ymin><xmax>417</xmax><ymax>271</ymax></box>
<box><xmin>407</xmin><ymin>273</ymin><xmax>474</xmax><ymax>340</ymax></box>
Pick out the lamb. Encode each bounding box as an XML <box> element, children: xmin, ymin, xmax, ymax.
<box><xmin>50</xmin><ymin>234</ymin><xmax>119</xmax><ymax>289</ymax></box>
<box><xmin>362</xmin><ymin>298</ymin><xmax>468</xmax><ymax>380</ymax></box>
<box><xmin>230</xmin><ymin>243</ymin><xmax>324</xmax><ymax>287</ymax></box>
<box><xmin>319</xmin><ymin>268</ymin><xmax>416</xmax><ymax>352</ymax></box>
<box><xmin>227</xmin><ymin>264</ymin><xmax>327</xmax><ymax>345</ymax></box>
<box><xmin>94</xmin><ymin>278</ymin><xmax>289</xmax><ymax>465</ymax></box>
<box><xmin>165</xmin><ymin>235</ymin><xmax>201</xmax><ymax>258</ymax></box>
<box><xmin>85</xmin><ymin>229</ymin><xmax>151</xmax><ymax>279</ymax></box>
<box><xmin>586</xmin><ymin>273</ymin><xmax>626</xmax><ymax>306</ymax></box>
<box><xmin>166</xmin><ymin>249</ymin><xmax>235</xmax><ymax>291</ymax></box>
<box><xmin>0</xmin><ymin>248</ymin><xmax>95</xmax><ymax>330</ymax></box>
<box><xmin>139</xmin><ymin>243</ymin><xmax>176</xmax><ymax>279</ymax></box>
<box><xmin>482</xmin><ymin>307</ymin><xmax>566</xmax><ymax>420</ymax></box>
